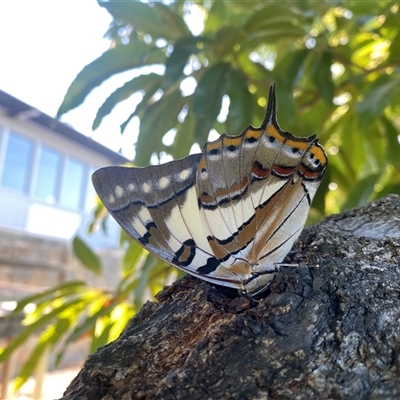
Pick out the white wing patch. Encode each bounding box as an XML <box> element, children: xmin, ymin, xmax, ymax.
<box><xmin>142</xmin><ymin>182</ymin><xmax>151</xmax><ymax>193</ymax></box>
<box><xmin>178</xmin><ymin>186</ymin><xmax>213</xmax><ymax>252</ymax></box>
<box><xmin>179</xmin><ymin>168</ymin><xmax>192</xmax><ymax>181</ymax></box>
<box><xmin>159</xmin><ymin>177</ymin><xmax>170</xmax><ymax>189</ymax></box>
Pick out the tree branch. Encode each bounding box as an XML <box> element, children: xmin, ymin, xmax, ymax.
<box><xmin>60</xmin><ymin>194</ymin><xmax>400</xmax><ymax>400</ymax></box>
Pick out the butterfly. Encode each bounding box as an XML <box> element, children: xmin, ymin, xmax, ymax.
<box><xmin>92</xmin><ymin>85</ymin><xmax>327</xmax><ymax>295</ymax></box>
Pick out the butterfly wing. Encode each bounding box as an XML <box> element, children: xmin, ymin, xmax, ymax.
<box><xmin>92</xmin><ymin>85</ymin><xmax>327</xmax><ymax>295</ymax></box>
<box><xmin>92</xmin><ymin>154</ymin><xmax>244</xmax><ymax>289</ymax></box>
<box><xmin>195</xmin><ymin>86</ymin><xmax>327</xmax><ymax>293</ymax></box>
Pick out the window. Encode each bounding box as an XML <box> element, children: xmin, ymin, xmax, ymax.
<box><xmin>33</xmin><ymin>146</ymin><xmax>61</xmax><ymax>204</ymax></box>
<box><xmin>0</xmin><ymin>129</ymin><xmax>90</xmax><ymax>211</ymax></box>
<box><xmin>1</xmin><ymin>131</ymin><xmax>34</xmax><ymax>192</ymax></box>
<box><xmin>60</xmin><ymin>158</ymin><xmax>86</xmax><ymax>209</ymax></box>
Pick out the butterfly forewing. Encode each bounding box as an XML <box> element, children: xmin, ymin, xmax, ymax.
<box><xmin>92</xmin><ymin>85</ymin><xmax>327</xmax><ymax>295</ymax></box>
<box><xmin>92</xmin><ymin>156</ymin><xmax>242</xmax><ymax>288</ymax></box>
<box><xmin>92</xmin><ymin>167</ymin><xmax>175</xmax><ymax>263</ymax></box>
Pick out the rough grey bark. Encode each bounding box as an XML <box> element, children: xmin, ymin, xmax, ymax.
<box><xmin>60</xmin><ymin>194</ymin><xmax>400</xmax><ymax>400</ymax></box>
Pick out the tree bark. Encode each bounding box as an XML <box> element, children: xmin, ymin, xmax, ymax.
<box><xmin>60</xmin><ymin>194</ymin><xmax>400</xmax><ymax>400</ymax></box>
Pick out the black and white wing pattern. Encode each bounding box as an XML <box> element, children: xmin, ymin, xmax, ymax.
<box><xmin>92</xmin><ymin>85</ymin><xmax>327</xmax><ymax>295</ymax></box>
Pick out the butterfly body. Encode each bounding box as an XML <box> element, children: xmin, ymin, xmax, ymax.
<box><xmin>92</xmin><ymin>86</ymin><xmax>327</xmax><ymax>295</ymax></box>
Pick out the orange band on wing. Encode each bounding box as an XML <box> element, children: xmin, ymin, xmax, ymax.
<box><xmin>222</xmin><ymin>136</ymin><xmax>242</xmax><ymax>148</ymax></box>
<box><xmin>265</xmin><ymin>124</ymin><xmax>285</xmax><ymax>142</ymax></box>
<box><xmin>310</xmin><ymin>145</ymin><xmax>327</xmax><ymax>165</ymax></box>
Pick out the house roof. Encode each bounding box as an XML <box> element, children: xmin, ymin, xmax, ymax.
<box><xmin>0</xmin><ymin>89</ymin><xmax>129</xmax><ymax>164</ymax></box>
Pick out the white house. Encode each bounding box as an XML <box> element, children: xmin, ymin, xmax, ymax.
<box><xmin>0</xmin><ymin>90</ymin><xmax>128</xmax><ymax>246</ymax></box>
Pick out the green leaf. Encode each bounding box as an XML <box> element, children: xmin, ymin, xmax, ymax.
<box><xmin>273</xmin><ymin>80</ymin><xmax>296</xmax><ymax>128</ymax></box>
<box><xmin>356</xmin><ymin>78</ymin><xmax>399</xmax><ymax>119</ymax></box>
<box><xmin>57</xmin><ymin>42</ymin><xmax>165</xmax><ymax>116</ymax></box>
<box><xmin>133</xmin><ymin>255</ymin><xmax>158</xmax><ymax>310</ymax></box>
<box><xmin>72</xmin><ymin>236</ymin><xmax>102</xmax><ymax>275</ymax></box>
<box><xmin>13</xmin><ymin>318</ymin><xmax>71</xmax><ymax>390</ymax></box>
<box><xmin>204</xmin><ymin>0</ymin><xmax>227</xmax><ymax>33</ymax></box>
<box><xmin>13</xmin><ymin>341</ymin><xmax>50</xmax><ymax>390</ymax></box>
<box><xmin>236</xmin><ymin>52</ymin><xmax>271</xmax><ymax>84</ymax></box>
<box><xmin>214</xmin><ymin>26</ymin><xmax>248</xmax><ymax>58</ymax></box>
<box><xmin>135</xmin><ymin>88</ymin><xmax>186</xmax><ymax>166</ymax></box>
<box><xmin>122</xmin><ymin>237</ymin><xmax>145</xmax><ymax>277</ymax></box>
<box><xmin>165</xmin><ymin>37</ymin><xmax>200</xmax><ymax>86</ymax></box>
<box><xmin>100</xmin><ymin>2</ymin><xmax>185</xmax><ymax>41</ymax></box>
<box><xmin>341</xmin><ymin>173</ymin><xmax>381</xmax><ymax>210</ymax></box>
<box><xmin>381</xmin><ymin>115</ymin><xmax>400</xmax><ymax>167</ymax></box>
<box><xmin>334</xmin><ymin>112</ymin><xmax>363</xmax><ymax>182</ymax></box>
<box><xmin>387</xmin><ymin>30</ymin><xmax>400</xmax><ymax>63</ymax></box>
<box><xmin>108</xmin><ymin>303</ymin><xmax>135</xmax><ymax>341</ymax></box>
<box><xmin>377</xmin><ymin>183</ymin><xmax>400</xmax><ymax>198</ymax></box>
<box><xmin>120</xmin><ymin>78</ymin><xmax>165</xmax><ymax>134</ymax></box>
<box><xmin>296</xmin><ymin>97</ymin><xmax>329</xmax><ymax>139</ymax></box>
<box><xmin>244</xmin><ymin>5</ymin><xmax>307</xmax><ymax>34</ymax></box>
<box><xmin>311</xmin><ymin>164</ymin><xmax>330</xmax><ymax>216</ymax></box>
<box><xmin>170</xmin><ymin>109</ymin><xmax>196</xmax><ymax>159</ymax></box>
<box><xmin>363</xmin><ymin>120</ymin><xmax>385</xmax><ymax>172</ymax></box>
<box><xmin>312</xmin><ymin>50</ymin><xmax>334</xmax><ymax>104</ymax></box>
<box><xmin>274</xmin><ymin>48</ymin><xmax>309</xmax><ymax>91</ymax></box>
<box><xmin>192</xmin><ymin>62</ymin><xmax>231</xmax><ymax>144</ymax></box>
<box><xmin>93</xmin><ymin>73</ymin><xmax>163</xmax><ymax>130</ymax></box>
<box><xmin>226</xmin><ymin>68</ymin><xmax>254</xmax><ymax>135</ymax></box>
<box><xmin>154</xmin><ymin>3</ymin><xmax>191</xmax><ymax>39</ymax></box>
<box><xmin>56</xmin><ymin>300</ymin><xmax>114</xmax><ymax>364</ymax></box>
<box><xmin>91</xmin><ymin>322</ymin><xmax>114</xmax><ymax>353</ymax></box>
<box><xmin>10</xmin><ymin>281</ymin><xmax>86</xmax><ymax>316</ymax></box>
<box><xmin>0</xmin><ymin>296</ymin><xmax>92</xmax><ymax>362</ymax></box>
<box><xmin>248</xmin><ymin>23</ymin><xmax>306</xmax><ymax>41</ymax></box>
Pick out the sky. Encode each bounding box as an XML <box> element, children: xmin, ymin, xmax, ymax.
<box><xmin>0</xmin><ymin>0</ymin><xmax>142</xmax><ymax>157</ymax></box>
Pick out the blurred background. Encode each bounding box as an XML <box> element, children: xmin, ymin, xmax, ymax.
<box><xmin>0</xmin><ymin>0</ymin><xmax>399</xmax><ymax>398</ymax></box>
